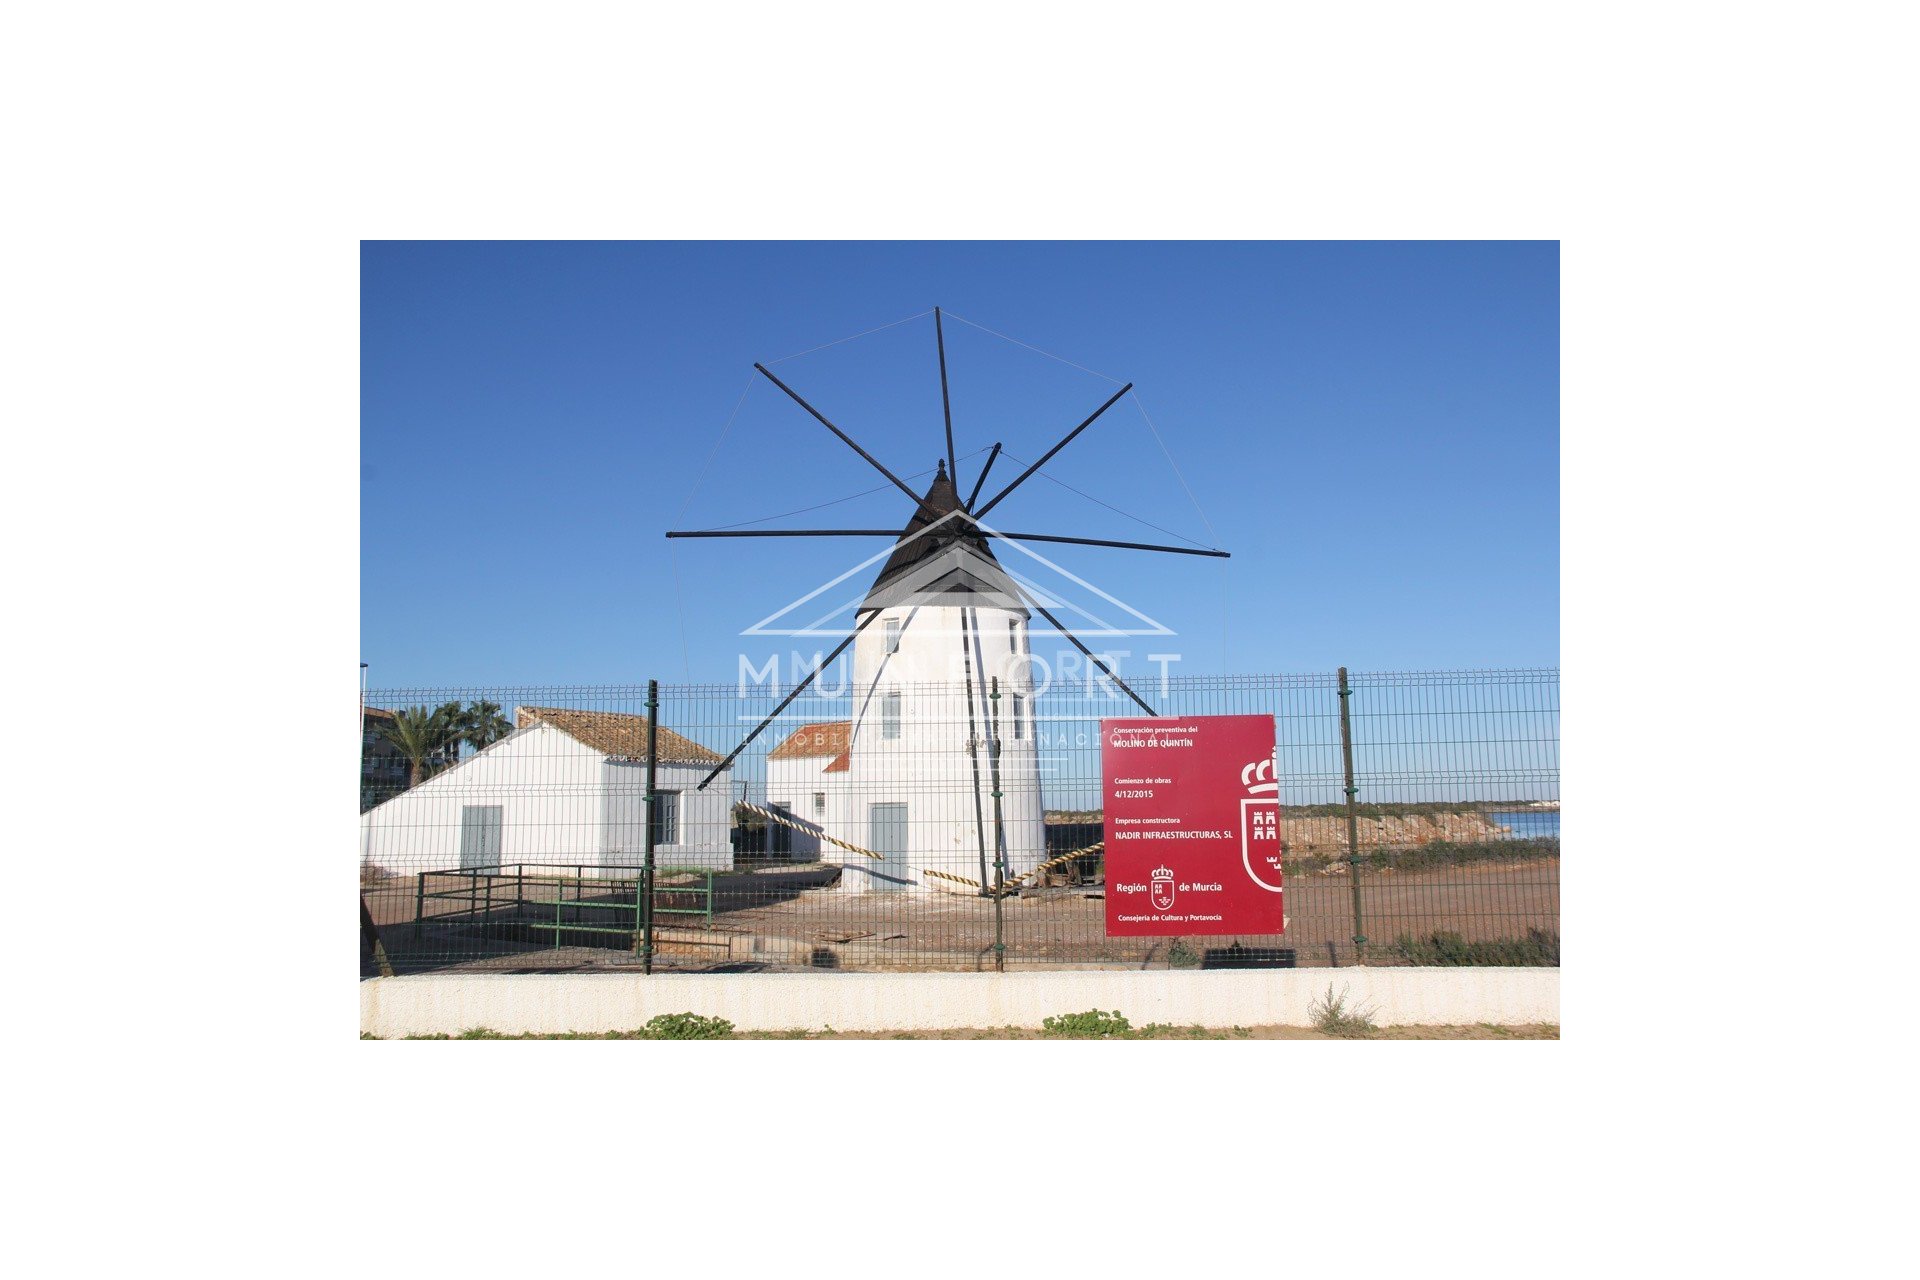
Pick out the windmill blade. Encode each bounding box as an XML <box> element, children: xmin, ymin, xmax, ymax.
<box><xmin>964</xmin><ymin>443</ymin><xmax>1002</xmax><ymax>510</ymax></box>
<box><xmin>666</xmin><ymin>529</ymin><xmax>901</xmax><ymax>540</ymax></box>
<box><xmin>754</xmin><ymin>363</ymin><xmax>928</xmax><ymax>512</ymax></box>
<box><xmin>972</xmin><ymin>383</ymin><xmax>1132</xmax><ymax>520</ymax></box>
<box><xmin>1009</xmin><ymin>580</ymin><xmax>1158</xmax><ymax>716</ymax></box>
<box><xmin>694</xmin><ymin>609</ymin><xmax>882</xmax><ymax>791</ymax></box>
<box><xmin>935</xmin><ymin>307</ymin><xmax>958</xmax><ymax>490</ymax></box>
<box><xmin>991</xmin><ymin>531</ymin><xmax>1229</xmax><ymax>559</ymax></box>
<box><xmin>666</xmin><ymin>527</ymin><xmax>1228</xmax><ymax>558</ymax></box>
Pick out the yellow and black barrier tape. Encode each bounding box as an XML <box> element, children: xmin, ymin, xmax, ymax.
<box><xmin>997</xmin><ymin>841</ymin><xmax>1106</xmax><ymax>894</ymax></box>
<box><xmin>927</xmin><ymin>841</ymin><xmax>1110</xmax><ymax>897</ymax></box>
<box><xmin>921</xmin><ymin>868</ymin><xmax>986</xmax><ymax>890</ymax></box>
<box><xmin>735</xmin><ymin>800</ymin><xmax>885</xmax><ymax>860</ymax></box>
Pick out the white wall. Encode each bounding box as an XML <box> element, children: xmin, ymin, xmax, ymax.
<box><xmin>359</xmin><ymin>723</ymin><xmax>606</xmax><ymax>877</ymax></box>
<box><xmin>359</xmin><ymin>724</ymin><xmax>735</xmax><ymax>876</ymax></box>
<box><xmin>599</xmin><ymin>759</ymin><xmax>734</xmax><ymax>871</ymax></box>
<box><xmin>361</xmin><ymin>969</ymin><xmax>1562</xmax><ymax>1036</ymax></box>
<box><xmin>765</xmin><ymin>757</ymin><xmax>846</xmax><ymax>860</ymax></box>
<box><xmin>833</xmin><ymin>604</ymin><xmax>1046</xmax><ymax>893</ymax></box>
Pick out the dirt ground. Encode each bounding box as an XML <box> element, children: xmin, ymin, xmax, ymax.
<box><xmin>372</xmin><ymin>1023</ymin><xmax>1560</xmax><ymax>1040</ymax></box>
<box><xmin>363</xmin><ymin>858</ymin><xmax>1558</xmax><ymax>974</ymax></box>
<box><xmin>735</xmin><ymin>1024</ymin><xmax>1561</xmax><ymax>1040</ymax></box>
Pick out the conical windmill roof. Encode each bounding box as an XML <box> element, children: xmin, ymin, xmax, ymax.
<box><xmin>860</xmin><ymin>461</ymin><xmax>1029</xmax><ymax>615</ymax></box>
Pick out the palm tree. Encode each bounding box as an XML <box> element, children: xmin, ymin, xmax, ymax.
<box><xmin>461</xmin><ymin>700</ymin><xmax>513</xmax><ymax>753</ymax></box>
<box><xmin>429</xmin><ymin>700</ymin><xmax>467</xmax><ymax>771</ymax></box>
<box><xmin>378</xmin><ymin>704</ymin><xmax>461</xmax><ymax>788</ymax></box>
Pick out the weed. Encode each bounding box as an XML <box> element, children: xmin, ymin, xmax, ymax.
<box><xmin>457</xmin><ymin>1027</ymin><xmax>505</xmax><ymax>1039</ymax></box>
<box><xmin>1391</xmin><ymin>928</ymin><xmax>1559</xmax><ymax>967</ymax></box>
<box><xmin>637</xmin><ymin>1012</ymin><xmax>734</xmax><ymax>1040</ymax></box>
<box><xmin>1308</xmin><ymin>985</ymin><xmax>1378</xmax><ymax>1038</ymax></box>
<box><xmin>1166</xmin><ymin>937</ymin><xmax>1200</xmax><ymax>969</ymax></box>
<box><xmin>1042</xmin><ymin>1009</ymin><xmax>1132</xmax><ymax>1038</ymax></box>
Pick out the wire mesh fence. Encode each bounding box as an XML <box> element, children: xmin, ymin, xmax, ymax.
<box><xmin>359</xmin><ymin>668</ymin><xmax>1558</xmax><ymax>976</ymax></box>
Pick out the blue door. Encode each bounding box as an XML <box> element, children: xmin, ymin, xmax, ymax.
<box><xmin>867</xmin><ymin>802</ymin><xmax>910</xmax><ymax>891</ymax></box>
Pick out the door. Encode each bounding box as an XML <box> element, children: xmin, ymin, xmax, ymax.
<box><xmin>460</xmin><ymin>805</ymin><xmax>503</xmax><ymax>871</ymax></box>
<box><xmin>867</xmin><ymin>802</ymin><xmax>910</xmax><ymax>891</ymax></box>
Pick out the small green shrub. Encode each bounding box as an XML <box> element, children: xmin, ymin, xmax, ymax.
<box><xmin>1392</xmin><ymin>928</ymin><xmax>1559</xmax><ymax>967</ymax></box>
<box><xmin>1166</xmin><ymin>938</ymin><xmax>1200</xmax><ymax>969</ymax></box>
<box><xmin>1308</xmin><ymin>985</ymin><xmax>1377</xmax><ymax>1038</ymax></box>
<box><xmin>638</xmin><ymin>1012</ymin><xmax>735</xmax><ymax>1040</ymax></box>
<box><xmin>1042</xmin><ymin>1009</ymin><xmax>1132</xmax><ymax>1038</ymax></box>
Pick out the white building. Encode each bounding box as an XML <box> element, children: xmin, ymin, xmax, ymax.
<box><xmin>765</xmin><ymin>463</ymin><xmax>1045</xmax><ymax>893</ymax></box>
<box><xmin>359</xmin><ymin>705</ymin><xmax>735</xmax><ymax>877</ymax></box>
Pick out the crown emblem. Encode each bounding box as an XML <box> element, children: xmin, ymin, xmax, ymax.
<box><xmin>1150</xmin><ymin>865</ymin><xmax>1174</xmax><ymax>883</ymax></box>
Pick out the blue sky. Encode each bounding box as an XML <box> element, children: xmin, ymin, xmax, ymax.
<box><xmin>361</xmin><ymin>241</ymin><xmax>1557</xmax><ymax>688</ymax></box>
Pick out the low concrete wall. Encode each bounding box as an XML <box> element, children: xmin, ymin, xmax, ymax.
<box><xmin>361</xmin><ymin>969</ymin><xmax>1558</xmax><ymax>1037</ymax></box>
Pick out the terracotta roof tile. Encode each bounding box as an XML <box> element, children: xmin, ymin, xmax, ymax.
<box><xmin>769</xmin><ymin>720</ymin><xmax>852</xmax><ymax>761</ymax></box>
<box><xmin>515</xmin><ymin>706</ymin><xmax>724</xmax><ymax>766</ymax></box>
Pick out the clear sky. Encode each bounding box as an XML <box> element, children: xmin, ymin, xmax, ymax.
<box><xmin>361</xmin><ymin>241</ymin><xmax>1557</xmax><ymax>688</ymax></box>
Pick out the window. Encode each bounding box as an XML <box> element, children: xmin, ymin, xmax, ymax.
<box><xmin>882</xmin><ymin>691</ymin><xmax>902</xmax><ymax>740</ymax></box>
<box><xmin>1009</xmin><ymin>619</ymin><xmax>1019</xmax><ymax>652</ymax></box>
<box><xmin>1012</xmin><ymin>693</ymin><xmax>1026</xmax><ymax>740</ymax></box>
<box><xmin>459</xmin><ymin>805</ymin><xmax>503</xmax><ymax>871</ymax></box>
<box><xmin>648</xmin><ymin>790</ymin><xmax>680</xmax><ymax>846</ymax></box>
<box><xmin>885</xmin><ymin>618</ymin><xmax>901</xmax><ymax>654</ymax></box>
<box><xmin>813</xmin><ymin>792</ymin><xmax>826</xmax><ymax>815</ymax></box>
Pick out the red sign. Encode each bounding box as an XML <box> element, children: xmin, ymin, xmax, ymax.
<box><xmin>1102</xmin><ymin>715</ymin><xmax>1285</xmax><ymax>937</ymax></box>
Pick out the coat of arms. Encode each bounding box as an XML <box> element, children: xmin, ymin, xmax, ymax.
<box><xmin>1239</xmin><ymin>756</ymin><xmax>1283</xmax><ymax>893</ymax></box>
<box><xmin>1149</xmin><ymin>864</ymin><xmax>1177</xmax><ymax>912</ymax></box>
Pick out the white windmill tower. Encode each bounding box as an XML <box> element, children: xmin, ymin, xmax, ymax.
<box><xmin>820</xmin><ymin>459</ymin><xmax>1046</xmax><ymax>892</ymax></box>
<box><xmin>670</xmin><ymin>308</ymin><xmax>1230</xmax><ymax>896</ymax></box>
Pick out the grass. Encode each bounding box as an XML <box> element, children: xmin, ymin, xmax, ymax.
<box><xmin>1041</xmin><ymin>1009</ymin><xmax>1132</xmax><ymax>1038</ymax></box>
<box><xmin>1391</xmin><ymin>928</ymin><xmax>1559</xmax><ymax>967</ymax></box>
<box><xmin>1308</xmin><ymin>984</ymin><xmax>1379</xmax><ymax>1038</ymax></box>
<box><xmin>379</xmin><ymin>1012</ymin><xmax>737</xmax><ymax>1040</ymax></box>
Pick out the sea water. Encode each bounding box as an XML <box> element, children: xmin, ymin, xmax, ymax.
<box><xmin>1488</xmin><ymin>809</ymin><xmax>1560</xmax><ymax>839</ymax></box>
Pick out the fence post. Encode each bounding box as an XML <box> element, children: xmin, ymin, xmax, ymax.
<box><xmin>639</xmin><ymin>679</ymin><xmax>660</xmax><ymax>973</ymax></box>
<box><xmin>960</xmin><ymin>607</ymin><xmax>992</xmax><ymax>896</ymax></box>
<box><xmin>414</xmin><ymin>874</ymin><xmax>425</xmax><ymax>939</ymax></box>
<box><xmin>988</xmin><ymin>677</ymin><xmax>1008</xmax><ymax>973</ymax></box>
<box><xmin>361</xmin><ymin>896</ymin><xmax>394</xmax><ymax>977</ymax></box>
<box><xmin>1337</xmin><ymin>667</ymin><xmax>1368</xmax><ymax>961</ymax></box>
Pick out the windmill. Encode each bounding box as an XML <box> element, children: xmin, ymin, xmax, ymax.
<box><xmin>667</xmin><ymin>309</ymin><xmax>1229</xmax><ymax>894</ymax></box>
